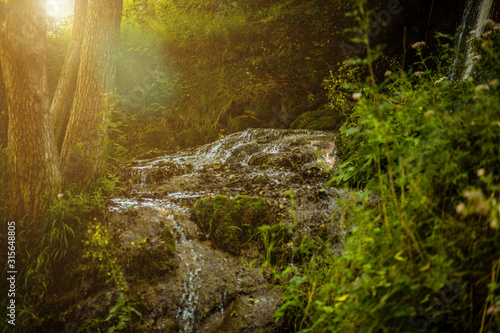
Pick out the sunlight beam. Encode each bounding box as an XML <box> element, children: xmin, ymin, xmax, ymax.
<box><xmin>46</xmin><ymin>0</ymin><xmax>75</xmax><ymax>18</ymax></box>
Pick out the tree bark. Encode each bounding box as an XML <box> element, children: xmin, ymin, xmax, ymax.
<box><xmin>0</xmin><ymin>0</ymin><xmax>61</xmax><ymax>221</ymax></box>
<box><xmin>50</xmin><ymin>0</ymin><xmax>88</xmax><ymax>151</ymax></box>
<box><xmin>61</xmin><ymin>0</ymin><xmax>123</xmax><ymax>184</ymax></box>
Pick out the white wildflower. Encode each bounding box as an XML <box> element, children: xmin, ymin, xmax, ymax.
<box><xmin>352</xmin><ymin>92</ymin><xmax>362</xmax><ymax>100</ymax></box>
<box><xmin>434</xmin><ymin>76</ymin><xmax>448</xmax><ymax>85</ymax></box>
<box><xmin>411</xmin><ymin>41</ymin><xmax>426</xmax><ymax>50</ymax></box>
<box><xmin>424</xmin><ymin>110</ymin><xmax>435</xmax><ymax>117</ymax></box>
<box><xmin>470</xmin><ymin>55</ymin><xmax>482</xmax><ymax>62</ymax></box>
<box><xmin>456</xmin><ymin>202</ymin><xmax>466</xmax><ymax>214</ymax></box>
<box><xmin>483</xmin><ymin>30</ymin><xmax>493</xmax><ymax>37</ymax></box>
<box><xmin>57</xmin><ymin>193</ymin><xmax>64</xmax><ymax>200</ymax></box>
<box><xmin>384</xmin><ymin>70</ymin><xmax>393</xmax><ymax>77</ymax></box>
<box><xmin>481</xmin><ymin>40</ymin><xmax>493</xmax><ymax>49</ymax></box>
<box><xmin>491</xmin><ymin>219</ymin><xmax>499</xmax><ymax>230</ymax></box>
<box><xmin>414</xmin><ymin>71</ymin><xmax>424</xmax><ymax>77</ymax></box>
<box><xmin>475</xmin><ymin>84</ymin><xmax>490</xmax><ymax>93</ymax></box>
<box><xmin>484</xmin><ymin>19</ymin><xmax>496</xmax><ymax>30</ymax></box>
<box><xmin>464</xmin><ymin>189</ymin><xmax>483</xmax><ymax>201</ymax></box>
<box><xmin>477</xmin><ymin>168</ymin><xmax>485</xmax><ymax>177</ymax></box>
<box><xmin>475</xmin><ymin>200</ymin><xmax>489</xmax><ymax>216</ymax></box>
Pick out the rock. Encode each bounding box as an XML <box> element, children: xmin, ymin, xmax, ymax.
<box><xmin>106</xmin><ymin>201</ymin><xmax>282</xmax><ymax>332</ymax></box>
<box><xmin>52</xmin><ymin>129</ymin><xmax>348</xmax><ymax>332</ymax></box>
<box><xmin>228</xmin><ymin>114</ymin><xmax>265</xmax><ymax>134</ymax></box>
<box><xmin>290</xmin><ymin>109</ymin><xmax>342</xmax><ymax>131</ymax></box>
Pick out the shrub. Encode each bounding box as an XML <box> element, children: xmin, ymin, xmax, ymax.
<box><xmin>276</xmin><ymin>4</ymin><xmax>500</xmax><ymax>332</ymax></box>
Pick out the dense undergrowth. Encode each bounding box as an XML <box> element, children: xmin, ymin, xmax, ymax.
<box><xmin>275</xmin><ymin>5</ymin><xmax>500</xmax><ymax>332</ymax></box>
<box><xmin>112</xmin><ymin>0</ymin><xmax>352</xmax><ymax>153</ymax></box>
<box><xmin>0</xmin><ymin>152</ymin><xmax>144</xmax><ymax>331</ymax></box>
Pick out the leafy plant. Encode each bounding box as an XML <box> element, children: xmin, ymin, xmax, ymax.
<box><xmin>276</xmin><ymin>2</ymin><xmax>500</xmax><ymax>332</ymax></box>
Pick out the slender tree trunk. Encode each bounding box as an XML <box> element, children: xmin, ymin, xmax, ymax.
<box><xmin>50</xmin><ymin>0</ymin><xmax>88</xmax><ymax>151</ymax></box>
<box><xmin>0</xmin><ymin>0</ymin><xmax>61</xmax><ymax>221</ymax></box>
<box><xmin>61</xmin><ymin>0</ymin><xmax>123</xmax><ymax>184</ymax></box>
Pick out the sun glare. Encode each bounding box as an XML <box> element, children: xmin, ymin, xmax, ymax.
<box><xmin>46</xmin><ymin>0</ymin><xmax>74</xmax><ymax>18</ymax></box>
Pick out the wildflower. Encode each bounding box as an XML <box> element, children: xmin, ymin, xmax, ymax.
<box><xmin>434</xmin><ymin>76</ymin><xmax>448</xmax><ymax>85</ymax></box>
<box><xmin>414</xmin><ymin>71</ymin><xmax>424</xmax><ymax>77</ymax></box>
<box><xmin>481</xmin><ymin>40</ymin><xmax>493</xmax><ymax>49</ymax></box>
<box><xmin>424</xmin><ymin>110</ymin><xmax>435</xmax><ymax>117</ymax></box>
<box><xmin>475</xmin><ymin>84</ymin><xmax>490</xmax><ymax>93</ymax></box>
<box><xmin>477</xmin><ymin>168</ymin><xmax>485</xmax><ymax>177</ymax></box>
<box><xmin>464</xmin><ymin>189</ymin><xmax>483</xmax><ymax>201</ymax></box>
<box><xmin>483</xmin><ymin>30</ymin><xmax>493</xmax><ymax>37</ymax></box>
<box><xmin>456</xmin><ymin>202</ymin><xmax>466</xmax><ymax>214</ymax></box>
<box><xmin>470</xmin><ymin>55</ymin><xmax>482</xmax><ymax>62</ymax></box>
<box><xmin>490</xmin><ymin>219</ymin><xmax>499</xmax><ymax>230</ymax></box>
<box><xmin>490</xmin><ymin>79</ymin><xmax>499</xmax><ymax>88</ymax></box>
<box><xmin>484</xmin><ymin>19</ymin><xmax>496</xmax><ymax>30</ymax></box>
<box><xmin>352</xmin><ymin>92</ymin><xmax>362</xmax><ymax>100</ymax></box>
<box><xmin>57</xmin><ymin>193</ymin><xmax>64</xmax><ymax>200</ymax></box>
<box><xmin>411</xmin><ymin>41</ymin><xmax>426</xmax><ymax>50</ymax></box>
<box><xmin>474</xmin><ymin>200</ymin><xmax>489</xmax><ymax>216</ymax></box>
<box><xmin>384</xmin><ymin>70</ymin><xmax>393</xmax><ymax>77</ymax></box>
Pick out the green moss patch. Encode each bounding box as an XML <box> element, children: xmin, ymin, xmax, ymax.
<box><xmin>194</xmin><ymin>195</ymin><xmax>276</xmax><ymax>254</ymax></box>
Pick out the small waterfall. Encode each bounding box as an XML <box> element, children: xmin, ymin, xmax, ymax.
<box><xmin>450</xmin><ymin>0</ymin><xmax>475</xmax><ymax>78</ymax></box>
<box><xmin>462</xmin><ymin>0</ymin><xmax>494</xmax><ymax>79</ymax></box>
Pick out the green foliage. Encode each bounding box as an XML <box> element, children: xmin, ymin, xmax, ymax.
<box><xmin>276</xmin><ymin>5</ymin><xmax>500</xmax><ymax>332</ymax></box>
<box><xmin>110</xmin><ymin>0</ymin><xmax>355</xmax><ymax>155</ymax></box>
<box><xmin>80</xmin><ymin>220</ymin><xmax>142</xmax><ymax>332</ymax></box>
<box><xmin>0</xmin><ymin>169</ymin><xmax>146</xmax><ymax>331</ymax></box>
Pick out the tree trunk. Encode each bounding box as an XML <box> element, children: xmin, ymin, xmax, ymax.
<box><xmin>61</xmin><ymin>0</ymin><xmax>123</xmax><ymax>184</ymax></box>
<box><xmin>0</xmin><ymin>0</ymin><xmax>61</xmax><ymax>221</ymax></box>
<box><xmin>50</xmin><ymin>0</ymin><xmax>88</xmax><ymax>151</ymax></box>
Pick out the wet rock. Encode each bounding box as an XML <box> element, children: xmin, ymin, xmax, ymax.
<box><xmin>63</xmin><ymin>129</ymin><xmax>352</xmax><ymax>332</ymax></box>
<box><xmin>105</xmin><ymin>196</ymin><xmax>283</xmax><ymax>332</ymax></box>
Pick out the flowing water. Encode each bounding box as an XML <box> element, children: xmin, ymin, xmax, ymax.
<box><xmin>105</xmin><ymin>128</ymin><xmax>350</xmax><ymax>332</ymax></box>
<box><xmin>462</xmin><ymin>0</ymin><xmax>494</xmax><ymax>79</ymax></box>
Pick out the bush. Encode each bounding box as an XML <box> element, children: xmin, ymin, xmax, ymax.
<box><xmin>276</xmin><ymin>6</ymin><xmax>500</xmax><ymax>332</ymax></box>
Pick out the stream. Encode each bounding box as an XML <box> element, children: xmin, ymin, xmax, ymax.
<box><xmin>101</xmin><ymin>129</ymin><xmax>352</xmax><ymax>332</ymax></box>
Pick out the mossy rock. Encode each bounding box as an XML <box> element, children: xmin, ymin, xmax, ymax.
<box><xmin>123</xmin><ymin>228</ymin><xmax>176</xmax><ymax>281</ymax></box>
<box><xmin>228</xmin><ymin>114</ymin><xmax>265</xmax><ymax>133</ymax></box>
<box><xmin>290</xmin><ymin>109</ymin><xmax>342</xmax><ymax>131</ymax></box>
<box><xmin>194</xmin><ymin>195</ymin><xmax>274</xmax><ymax>254</ymax></box>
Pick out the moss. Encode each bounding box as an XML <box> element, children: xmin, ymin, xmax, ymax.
<box><xmin>124</xmin><ymin>228</ymin><xmax>176</xmax><ymax>281</ymax></box>
<box><xmin>194</xmin><ymin>195</ymin><xmax>275</xmax><ymax>254</ymax></box>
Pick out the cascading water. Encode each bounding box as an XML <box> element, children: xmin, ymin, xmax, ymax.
<box><xmin>462</xmin><ymin>0</ymin><xmax>494</xmax><ymax>79</ymax></box>
<box><xmin>450</xmin><ymin>0</ymin><xmax>475</xmax><ymax>78</ymax></box>
<box><xmin>104</xmin><ymin>128</ymin><xmax>347</xmax><ymax>332</ymax></box>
